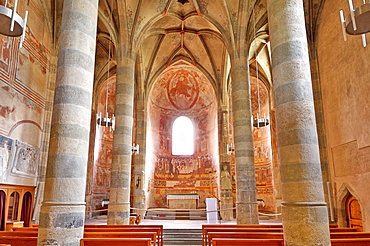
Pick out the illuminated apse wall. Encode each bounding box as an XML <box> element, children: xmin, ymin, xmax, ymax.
<box><xmin>147</xmin><ymin>65</ymin><xmax>219</xmax><ymax>208</ymax></box>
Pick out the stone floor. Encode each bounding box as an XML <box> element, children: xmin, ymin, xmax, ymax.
<box><xmin>85</xmin><ymin>216</ymin><xmax>282</xmax><ymax>229</ymax></box>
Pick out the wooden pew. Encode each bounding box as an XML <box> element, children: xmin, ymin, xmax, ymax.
<box><xmin>330</xmin><ymin>232</ymin><xmax>370</xmax><ymax>238</ymax></box>
<box><xmin>80</xmin><ymin>238</ymin><xmax>151</xmax><ymax>246</ymax></box>
<box><xmin>212</xmin><ymin>238</ymin><xmax>370</xmax><ymax>246</ymax></box>
<box><xmin>202</xmin><ymin>226</ymin><xmax>357</xmax><ymax>245</ymax></box>
<box><xmin>0</xmin><ymin>231</ymin><xmax>38</xmax><ymax>237</ymax></box>
<box><xmin>84</xmin><ymin>227</ymin><xmax>162</xmax><ymax>246</ymax></box>
<box><xmin>208</xmin><ymin>232</ymin><xmax>284</xmax><ymax>241</ymax></box>
<box><xmin>212</xmin><ymin>238</ymin><xmax>284</xmax><ymax>246</ymax></box>
<box><xmin>331</xmin><ymin>238</ymin><xmax>370</xmax><ymax>245</ymax></box>
<box><xmin>12</xmin><ymin>227</ymin><xmax>38</xmax><ymax>232</ymax></box>
<box><xmin>84</xmin><ymin>224</ymin><xmax>163</xmax><ymax>246</ymax></box>
<box><xmin>0</xmin><ymin>236</ymin><xmax>37</xmax><ymax>246</ymax></box>
<box><xmin>83</xmin><ymin>232</ymin><xmax>158</xmax><ymax>246</ymax></box>
<box><xmin>202</xmin><ymin>228</ymin><xmax>284</xmax><ymax>246</ymax></box>
<box><xmin>207</xmin><ymin>231</ymin><xmax>370</xmax><ymax>245</ymax></box>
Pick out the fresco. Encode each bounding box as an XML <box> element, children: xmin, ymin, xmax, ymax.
<box><xmin>154</xmin><ymin>155</ymin><xmax>216</xmax><ymax>185</ymax></box>
<box><xmin>0</xmin><ymin>135</ymin><xmax>13</xmax><ymax>182</ymax></box>
<box><xmin>148</xmin><ymin>65</ymin><xmax>218</xmax><ymax>208</ymax></box>
<box><xmin>251</xmin><ymin>78</ymin><xmax>274</xmax><ymax>197</ymax></box>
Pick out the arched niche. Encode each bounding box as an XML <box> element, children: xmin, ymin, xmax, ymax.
<box><xmin>146</xmin><ymin>65</ymin><xmax>219</xmax><ymax>208</ymax></box>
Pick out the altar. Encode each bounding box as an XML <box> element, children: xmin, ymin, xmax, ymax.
<box><xmin>166</xmin><ymin>193</ymin><xmax>199</xmax><ymax>209</ymax></box>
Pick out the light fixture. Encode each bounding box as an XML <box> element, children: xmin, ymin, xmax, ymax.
<box><xmin>0</xmin><ymin>0</ymin><xmax>28</xmax><ymax>48</ymax></box>
<box><xmin>97</xmin><ymin>36</ymin><xmax>115</xmax><ymax>131</ymax></box>
<box><xmin>132</xmin><ymin>144</ymin><xmax>139</xmax><ymax>155</ymax></box>
<box><xmin>340</xmin><ymin>0</ymin><xmax>370</xmax><ymax>47</ymax></box>
<box><xmin>226</xmin><ymin>143</ymin><xmax>234</xmax><ymax>154</ymax></box>
<box><xmin>251</xmin><ymin>8</ymin><xmax>269</xmax><ymax>128</ymax></box>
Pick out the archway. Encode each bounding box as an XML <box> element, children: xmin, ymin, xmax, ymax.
<box><xmin>147</xmin><ymin>65</ymin><xmax>219</xmax><ymax>209</ymax></box>
<box><xmin>0</xmin><ymin>190</ymin><xmax>5</xmax><ymax>230</ymax></box>
<box><xmin>21</xmin><ymin>192</ymin><xmax>32</xmax><ymax>227</ymax></box>
<box><xmin>346</xmin><ymin>195</ymin><xmax>363</xmax><ymax>231</ymax></box>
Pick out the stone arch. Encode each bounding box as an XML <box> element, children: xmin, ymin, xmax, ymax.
<box><xmin>337</xmin><ymin>183</ymin><xmax>363</xmax><ymax>228</ymax></box>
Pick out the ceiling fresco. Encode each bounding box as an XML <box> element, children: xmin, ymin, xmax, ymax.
<box><xmin>150</xmin><ymin>65</ymin><xmax>215</xmax><ymax>114</ymax></box>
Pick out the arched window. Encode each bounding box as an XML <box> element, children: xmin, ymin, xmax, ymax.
<box><xmin>172</xmin><ymin>116</ymin><xmax>194</xmax><ymax>155</ymax></box>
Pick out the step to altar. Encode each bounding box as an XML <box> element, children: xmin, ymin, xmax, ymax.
<box><xmin>145</xmin><ymin>209</ymin><xmax>207</xmax><ymax>220</ymax></box>
<box><xmin>163</xmin><ymin>228</ymin><xmax>202</xmax><ymax>245</ymax></box>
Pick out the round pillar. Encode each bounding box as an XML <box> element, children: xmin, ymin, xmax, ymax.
<box><xmin>38</xmin><ymin>0</ymin><xmax>98</xmax><ymax>245</ymax></box>
<box><xmin>267</xmin><ymin>0</ymin><xmax>330</xmax><ymax>245</ymax></box>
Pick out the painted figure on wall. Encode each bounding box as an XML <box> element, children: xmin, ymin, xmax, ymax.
<box><xmin>220</xmin><ymin>164</ymin><xmax>232</xmax><ymax>190</ymax></box>
<box><xmin>0</xmin><ymin>140</ymin><xmax>10</xmax><ymax>182</ymax></box>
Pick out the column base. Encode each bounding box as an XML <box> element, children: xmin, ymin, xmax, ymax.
<box><xmin>107</xmin><ymin>202</ymin><xmax>130</xmax><ymax>225</ymax></box>
<box><xmin>282</xmin><ymin>203</ymin><xmax>330</xmax><ymax>246</ymax></box>
<box><xmin>38</xmin><ymin>203</ymin><xmax>85</xmax><ymax>246</ymax></box>
<box><xmin>236</xmin><ymin>201</ymin><xmax>259</xmax><ymax>224</ymax></box>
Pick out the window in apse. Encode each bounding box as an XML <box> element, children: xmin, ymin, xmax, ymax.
<box><xmin>172</xmin><ymin>116</ymin><xmax>194</xmax><ymax>155</ymax></box>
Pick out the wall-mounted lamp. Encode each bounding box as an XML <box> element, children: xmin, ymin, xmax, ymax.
<box><xmin>132</xmin><ymin>144</ymin><xmax>139</xmax><ymax>155</ymax></box>
<box><xmin>226</xmin><ymin>143</ymin><xmax>234</xmax><ymax>154</ymax></box>
<box><xmin>0</xmin><ymin>0</ymin><xmax>28</xmax><ymax>48</ymax></box>
<box><xmin>340</xmin><ymin>0</ymin><xmax>370</xmax><ymax>47</ymax></box>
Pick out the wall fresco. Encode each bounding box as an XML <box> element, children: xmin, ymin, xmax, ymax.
<box><xmin>0</xmin><ymin>135</ymin><xmax>13</xmax><ymax>182</ymax></box>
<box><xmin>10</xmin><ymin>139</ymin><xmax>39</xmax><ymax>178</ymax></box>
<box><xmin>147</xmin><ymin>65</ymin><xmax>219</xmax><ymax>208</ymax></box>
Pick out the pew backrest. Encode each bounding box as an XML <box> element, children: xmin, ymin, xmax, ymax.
<box><xmin>331</xmin><ymin>238</ymin><xmax>370</xmax><ymax>245</ymax></box>
<box><xmin>80</xmin><ymin>238</ymin><xmax>151</xmax><ymax>246</ymax></box>
<box><xmin>211</xmin><ymin>238</ymin><xmax>284</xmax><ymax>246</ymax></box>
<box><xmin>330</xmin><ymin>232</ymin><xmax>370</xmax><ymax>238</ymax></box>
<box><xmin>84</xmin><ymin>227</ymin><xmax>162</xmax><ymax>246</ymax></box>
<box><xmin>0</xmin><ymin>236</ymin><xmax>37</xmax><ymax>246</ymax></box>
<box><xmin>83</xmin><ymin>232</ymin><xmax>158</xmax><ymax>246</ymax></box>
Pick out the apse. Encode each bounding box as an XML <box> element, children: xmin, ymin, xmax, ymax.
<box><xmin>146</xmin><ymin>65</ymin><xmax>219</xmax><ymax>208</ymax></box>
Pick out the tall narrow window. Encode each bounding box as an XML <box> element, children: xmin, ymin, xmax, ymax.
<box><xmin>172</xmin><ymin>116</ymin><xmax>194</xmax><ymax>155</ymax></box>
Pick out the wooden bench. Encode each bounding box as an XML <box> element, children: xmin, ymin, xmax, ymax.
<box><xmin>0</xmin><ymin>236</ymin><xmax>37</xmax><ymax>246</ymax></box>
<box><xmin>11</xmin><ymin>227</ymin><xmax>38</xmax><ymax>232</ymax></box>
<box><xmin>330</xmin><ymin>232</ymin><xmax>370</xmax><ymax>238</ymax></box>
<box><xmin>202</xmin><ymin>228</ymin><xmax>284</xmax><ymax>246</ymax></box>
<box><xmin>212</xmin><ymin>238</ymin><xmax>284</xmax><ymax>246</ymax></box>
<box><xmin>80</xmin><ymin>238</ymin><xmax>151</xmax><ymax>246</ymax></box>
<box><xmin>83</xmin><ymin>232</ymin><xmax>158</xmax><ymax>246</ymax></box>
<box><xmin>0</xmin><ymin>231</ymin><xmax>38</xmax><ymax>237</ymax></box>
<box><xmin>202</xmin><ymin>226</ymin><xmax>357</xmax><ymax>245</ymax></box>
<box><xmin>207</xmin><ymin>231</ymin><xmax>370</xmax><ymax>245</ymax></box>
<box><xmin>331</xmin><ymin>238</ymin><xmax>370</xmax><ymax>245</ymax></box>
<box><xmin>84</xmin><ymin>224</ymin><xmax>163</xmax><ymax>245</ymax></box>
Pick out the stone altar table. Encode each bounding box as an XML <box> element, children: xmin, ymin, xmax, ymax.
<box><xmin>167</xmin><ymin>193</ymin><xmax>199</xmax><ymax>209</ymax></box>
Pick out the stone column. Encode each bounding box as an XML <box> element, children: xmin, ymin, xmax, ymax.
<box><xmin>231</xmin><ymin>56</ymin><xmax>259</xmax><ymax>224</ymax></box>
<box><xmin>132</xmin><ymin>107</ymin><xmax>147</xmax><ymax>219</ymax></box>
<box><xmin>219</xmin><ymin>110</ymin><xmax>233</xmax><ymax>221</ymax></box>
<box><xmin>267</xmin><ymin>0</ymin><xmax>330</xmax><ymax>245</ymax></box>
<box><xmin>37</xmin><ymin>0</ymin><xmax>98</xmax><ymax>245</ymax></box>
<box><xmin>107</xmin><ymin>48</ymin><xmax>135</xmax><ymax>225</ymax></box>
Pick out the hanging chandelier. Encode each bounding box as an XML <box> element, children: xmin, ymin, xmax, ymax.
<box><xmin>340</xmin><ymin>0</ymin><xmax>370</xmax><ymax>47</ymax></box>
<box><xmin>0</xmin><ymin>0</ymin><xmax>28</xmax><ymax>47</ymax></box>
<box><xmin>97</xmin><ymin>37</ymin><xmax>115</xmax><ymax>131</ymax></box>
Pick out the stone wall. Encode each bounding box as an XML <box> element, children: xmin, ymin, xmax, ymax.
<box><xmin>0</xmin><ymin>0</ymin><xmax>51</xmax><ymax>187</ymax></box>
<box><xmin>317</xmin><ymin>0</ymin><xmax>370</xmax><ymax>230</ymax></box>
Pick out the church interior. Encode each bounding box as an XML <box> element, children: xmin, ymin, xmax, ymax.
<box><xmin>0</xmin><ymin>0</ymin><xmax>369</xmax><ymax>245</ymax></box>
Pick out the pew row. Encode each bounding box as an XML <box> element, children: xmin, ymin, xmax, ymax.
<box><xmin>83</xmin><ymin>232</ymin><xmax>158</xmax><ymax>246</ymax></box>
<box><xmin>211</xmin><ymin>238</ymin><xmax>284</xmax><ymax>246</ymax></box>
<box><xmin>211</xmin><ymin>238</ymin><xmax>370</xmax><ymax>246</ymax></box>
<box><xmin>202</xmin><ymin>227</ymin><xmax>358</xmax><ymax>246</ymax></box>
<box><xmin>207</xmin><ymin>232</ymin><xmax>370</xmax><ymax>245</ymax></box>
<box><xmin>0</xmin><ymin>236</ymin><xmax>37</xmax><ymax>246</ymax></box>
<box><xmin>11</xmin><ymin>225</ymin><xmax>163</xmax><ymax>246</ymax></box>
<box><xmin>84</xmin><ymin>227</ymin><xmax>162</xmax><ymax>246</ymax></box>
<box><xmin>80</xmin><ymin>238</ymin><xmax>151</xmax><ymax>246</ymax></box>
